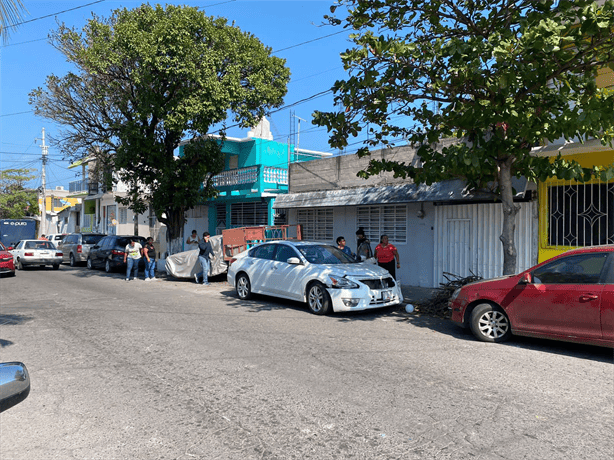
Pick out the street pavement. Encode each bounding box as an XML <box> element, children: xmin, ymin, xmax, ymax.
<box><xmin>1</xmin><ymin>266</ymin><xmax>612</xmax><ymax>460</ymax></box>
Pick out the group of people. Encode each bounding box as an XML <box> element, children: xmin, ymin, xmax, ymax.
<box><xmin>123</xmin><ymin>237</ymin><xmax>157</xmax><ymax>281</ymax></box>
<box><xmin>187</xmin><ymin>230</ymin><xmax>214</xmax><ymax>285</ymax></box>
<box><xmin>337</xmin><ymin>228</ymin><xmax>401</xmax><ymax>278</ymax></box>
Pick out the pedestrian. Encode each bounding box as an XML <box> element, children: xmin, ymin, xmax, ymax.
<box><xmin>143</xmin><ymin>237</ymin><xmax>157</xmax><ymax>281</ymax></box>
<box><xmin>186</xmin><ymin>229</ymin><xmax>200</xmax><ymax>250</ymax></box>
<box><xmin>123</xmin><ymin>237</ymin><xmax>143</xmax><ymax>281</ymax></box>
<box><xmin>195</xmin><ymin>232</ymin><xmax>214</xmax><ymax>285</ymax></box>
<box><xmin>39</xmin><ymin>234</ymin><xmax>48</xmax><ymax>240</ymax></box>
<box><xmin>355</xmin><ymin>227</ymin><xmax>373</xmax><ymax>261</ymax></box>
<box><xmin>374</xmin><ymin>234</ymin><xmax>400</xmax><ymax>278</ymax></box>
<box><xmin>336</xmin><ymin>236</ymin><xmax>354</xmax><ymax>258</ymax></box>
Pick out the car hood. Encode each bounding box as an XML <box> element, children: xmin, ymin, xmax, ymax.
<box><xmin>320</xmin><ymin>263</ymin><xmax>391</xmax><ymax>278</ymax></box>
<box><xmin>464</xmin><ymin>274</ymin><xmax>517</xmax><ymax>290</ymax></box>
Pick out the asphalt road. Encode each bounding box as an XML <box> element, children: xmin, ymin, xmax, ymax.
<box><xmin>1</xmin><ymin>266</ymin><xmax>612</xmax><ymax>460</ymax></box>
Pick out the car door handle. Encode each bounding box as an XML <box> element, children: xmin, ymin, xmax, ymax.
<box><xmin>579</xmin><ymin>294</ymin><xmax>599</xmax><ymax>301</ymax></box>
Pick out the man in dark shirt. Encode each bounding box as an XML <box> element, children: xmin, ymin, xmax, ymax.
<box><xmin>195</xmin><ymin>232</ymin><xmax>214</xmax><ymax>285</ymax></box>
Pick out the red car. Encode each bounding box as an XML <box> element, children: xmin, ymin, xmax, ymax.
<box><xmin>450</xmin><ymin>245</ymin><xmax>614</xmax><ymax>348</ymax></box>
<box><xmin>0</xmin><ymin>241</ymin><xmax>16</xmax><ymax>277</ymax></box>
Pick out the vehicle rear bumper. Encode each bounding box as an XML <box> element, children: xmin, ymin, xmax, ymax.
<box><xmin>22</xmin><ymin>257</ymin><xmax>63</xmax><ymax>265</ymax></box>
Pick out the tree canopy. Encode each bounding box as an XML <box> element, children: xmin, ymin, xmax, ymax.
<box><xmin>0</xmin><ymin>169</ymin><xmax>38</xmax><ymax>219</ymax></box>
<box><xmin>315</xmin><ymin>0</ymin><xmax>614</xmax><ymax>274</ymax></box>
<box><xmin>30</xmin><ymin>4</ymin><xmax>290</xmax><ymax>252</ymax></box>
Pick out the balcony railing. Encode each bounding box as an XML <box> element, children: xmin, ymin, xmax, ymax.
<box><xmin>69</xmin><ymin>179</ymin><xmax>88</xmax><ymax>194</ymax></box>
<box><xmin>213</xmin><ymin>166</ymin><xmax>259</xmax><ymax>187</ymax></box>
<box><xmin>263</xmin><ymin>167</ymin><xmax>288</xmax><ymax>185</ymax></box>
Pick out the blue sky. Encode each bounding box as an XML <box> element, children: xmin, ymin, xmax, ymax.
<box><xmin>0</xmin><ymin>0</ymin><xmax>359</xmax><ymax>191</ymax></box>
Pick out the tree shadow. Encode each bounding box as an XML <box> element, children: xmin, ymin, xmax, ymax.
<box><xmin>0</xmin><ymin>314</ymin><xmax>34</xmax><ymax>348</ymax></box>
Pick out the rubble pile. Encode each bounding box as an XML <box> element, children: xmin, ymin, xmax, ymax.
<box><xmin>415</xmin><ymin>271</ymin><xmax>483</xmax><ymax>318</ymax></box>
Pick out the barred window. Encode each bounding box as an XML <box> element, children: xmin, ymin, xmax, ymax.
<box><xmin>357</xmin><ymin>205</ymin><xmax>407</xmax><ymax>244</ymax></box>
<box><xmin>230</xmin><ymin>202</ymin><xmax>268</xmax><ymax>227</ymax></box>
<box><xmin>296</xmin><ymin>208</ymin><xmax>333</xmax><ymax>242</ymax></box>
<box><xmin>119</xmin><ymin>207</ymin><xmax>128</xmax><ymax>224</ymax></box>
<box><xmin>548</xmin><ymin>181</ymin><xmax>614</xmax><ymax>247</ymax></box>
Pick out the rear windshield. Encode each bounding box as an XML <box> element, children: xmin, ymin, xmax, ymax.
<box><xmin>25</xmin><ymin>241</ymin><xmax>55</xmax><ymax>250</ymax></box>
<box><xmin>83</xmin><ymin>235</ymin><xmax>105</xmax><ymax>245</ymax></box>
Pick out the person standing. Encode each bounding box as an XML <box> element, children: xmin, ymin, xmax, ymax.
<box><xmin>195</xmin><ymin>232</ymin><xmax>214</xmax><ymax>285</ymax></box>
<box><xmin>123</xmin><ymin>238</ymin><xmax>143</xmax><ymax>281</ymax></box>
<box><xmin>374</xmin><ymin>234</ymin><xmax>400</xmax><ymax>278</ymax></box>
<box><xmin>186</xmin><ymin>230</ymin><xmax>200</xmax><ymax>250</ymax></box>
<box><xmin>336</xmin><ymin>236</ymin><xmax>354</xmax><ymax>258</ymax></box>
<box><xmin>143</xmin><ymin>237</ymin><xmax>157</xmax><ymax>281</ymax></box>
<box><xmin>355</xmin><ymin>227</ymin><xmax>373</xmax><ymax>261</ymax></box>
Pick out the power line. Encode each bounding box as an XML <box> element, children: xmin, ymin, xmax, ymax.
<box><xmin>272</xmin><ymin>29</ymin><xmax>348</xmax><ymax>54</ymax></box>
<box><xmin>0</xmin><ymin>111</ymin><xmax>32</xmax><ymax>117</ymax></box>
<box><xmin>6</xmin><ymin>0</ymin><xmax>107</xmax><ymax>30</ymax></box>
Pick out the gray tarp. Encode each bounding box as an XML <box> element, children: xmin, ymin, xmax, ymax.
<box><xmin>165</xmin><ymin>235</ymin><xmax>227</xmax><ymax>278</ymax></box>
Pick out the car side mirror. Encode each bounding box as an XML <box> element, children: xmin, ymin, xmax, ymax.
<box><xmin>287</xmin><ymin>257</ymin><xmax>301</xmax><ymax>265</ymax></box>
<box><xmin>518</xmin><ymin>272</ymin><xmax>532</xmax><ymax>285</ymax></box>
<box><xmin>0</xmin><ymin>362</ymin><xmax>30</xmax><ymax>413</ymax></box>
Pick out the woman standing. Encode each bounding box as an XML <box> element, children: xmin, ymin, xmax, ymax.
<box><xmin>143</xmin><ymin>237</ymin><xmax>157</xmax><ymax>281</ymax></box>
<box><xmin>374</xmin><ymin>235</ymin><xmax>400</xmax><ymax>278</ymax></box>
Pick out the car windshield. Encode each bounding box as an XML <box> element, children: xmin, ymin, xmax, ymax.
<box><xmin>83</xmin><ymin>235</ymin><xmax>104</xmax><ymax>244</ymax></box>
<box><xmin>298</xmin><ymin>244</ymin><xmax>357</xmax><ymax>265</ymax></box>
<box><xmin>0</xmin><ymin>241</ymin><xmax>6</xmax><ymax>251</ymax></box>
<box><xmin>25</xmin><ymin>241</ymin><xmax>54</xmax><ymax>250</ymax></box>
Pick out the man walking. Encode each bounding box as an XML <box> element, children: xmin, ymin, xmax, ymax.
<box><xmin>195</xmin><ymin>232</ymin><xmax>214</xmax><ymax>285</ymax></box>
<box><xmin>123</xmin><ymin>237</ymin><xmax>142</xmax><ymax>281</ymax></box>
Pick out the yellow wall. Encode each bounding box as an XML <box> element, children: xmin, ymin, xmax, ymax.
<box><xmin>538</xmin><ymin>150</ymin><xmax>614</xmax><ymax>262</ymax></box>
<box><xmin>38</xmin><ymin>196</ymin><xmax>81</xmax><ymax>213</ymax></box>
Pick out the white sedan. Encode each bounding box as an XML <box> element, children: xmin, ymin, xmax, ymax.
<box><xmin>10</xmin><ymin>239</ymin><xmax>63</xmax><ymax>270</ymax></box>
<box><xmin>227</xmin><ymin>240</ymin><xmax>403</xmax><ymax>314</ymax></box>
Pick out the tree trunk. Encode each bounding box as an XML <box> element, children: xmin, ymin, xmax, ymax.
<box><xmin>164</xmin><ymin>207</ymin><xmax>186</xmax><ymax>256</ymax></box>
<box><xmin>498</xmin><ymin>159</ymin><xmax>520</xmax><ymax>275</ymax></box>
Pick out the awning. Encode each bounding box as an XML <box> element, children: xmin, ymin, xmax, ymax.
<box><xmin>84</xmin><ymin>193</ymin><xmax>105</xmax><ymax>201</ymax></box>
<box><xmin>273</xmin><ymin>178</ymin><xmax>529</xmax><ymax>209</ymax></box>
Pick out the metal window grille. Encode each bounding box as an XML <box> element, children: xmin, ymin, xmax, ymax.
<box><xmin>188</xmin><ymin>205</ymin><xmax>207</xmax><ymax>219</ymax></box>
<box><xmin>215</xmin><ymin>203</ymin><xmax>227</xmax><ymax>235</ymax></box>
<box><xmin>230</xmin><ymin>202</ymin><xmax>268</xmax><ymax>227</ymax></box>
<box><xmin>548</xmin><ymin>180</ymin><xmax>614</xmax><ymax>247</ymax></box>
<box><xmin>357</xmin><ymin>205</ymin><xmax>407</xmax><ymax>244</ymax></box>
<box><xmin>119</xmin><ymin>207</ymin><xmax>128</xmax><ymax>224</ymax></box>
<box><xmin>296</xmin><ymin>208</ymin><xmax>333</xmax><ymax>241</ymax></box>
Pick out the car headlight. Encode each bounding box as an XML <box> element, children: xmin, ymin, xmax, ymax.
<box><xmin>328</xmin><ymin>275</ymin><xmax>359</xmax><ymax>289</ymax></box>
<box><xmin>449</xmin><ymin>287</ymin><xmax>462</xmax><ymax>303</ymax></box>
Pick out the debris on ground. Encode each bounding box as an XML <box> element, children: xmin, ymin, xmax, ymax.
<box><xmin>414</xmin><ymin>271</ymin><xmax>482</xmax><ymax>318</ymax></box>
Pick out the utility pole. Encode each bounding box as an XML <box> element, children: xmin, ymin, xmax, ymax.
<box><xmin>38</xmin><ymin>128</ymin><xmax>48</xmax><ymax>237</ymax></box>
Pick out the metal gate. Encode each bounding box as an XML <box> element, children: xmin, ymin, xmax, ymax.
<box><xmin>444</xmin><ymin>219</ymin><xmax>472</xmax><ymax>278</ymax></box>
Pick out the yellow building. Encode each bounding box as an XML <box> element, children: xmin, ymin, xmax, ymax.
<box><xmin>537</xmin><ymin>66</ymin><xmax>614</xmax><ymax>262</ymax></box>
<box><xmin>38</xmin><ymin>187</ymin><xmax>81</xmax><ymax>213</ymax></box>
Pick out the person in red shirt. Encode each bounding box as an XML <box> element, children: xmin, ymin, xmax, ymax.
<box><xmin>374</xmin><ymin>235</ymin><xmax>400</xmax><ymax>278</ymax></box>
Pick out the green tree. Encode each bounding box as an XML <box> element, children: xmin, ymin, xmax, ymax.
<box><xmin>0</xmin><ymin>169</ymin><xmax>38</xmax><ymax>219</ymax></box>
<box><xmin>30</xmin><ymin>4</ymin><xmax>290</xmax><ymax>253</ymax></box>
<box><xmin>0</xmin><ymin>0</ymin><xmax>27</xmax><ymax>43</ymax></box>
<box><xmin>315</xmin><ymin>0</ymin><xmax>614</xmax><ymax>274</ymax></box>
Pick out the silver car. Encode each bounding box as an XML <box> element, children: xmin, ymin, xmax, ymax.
<box><xmin>10</xmin><ymin>240</ymin><xmax>63</xmax><ymax>270</ymax></box>
<box><xmin>61</xmin><ymin>233</ymin><xmax>105</xmax><ymax>266</ymax></box>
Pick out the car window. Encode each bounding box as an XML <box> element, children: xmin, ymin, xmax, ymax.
<box><xmin>274</xmin><ymin>245</ymin><xmax>298</xmax><ymax>263</ymax></box>
<box><xmin>250</xmin><ymin>244</ymin><xmax>276</xmax><ymax>260</ymax></box>
<box><xmin>532</xmin><ymin>253</ymin><xmax>609</xmax><ymax>284</ymax></box>
<box><xmin>0</xmin><ymin>241</ymin><xmax>6</xmax><ymax>251</ymax></box>
<box><xmin>83</xmin><ymin>235</ymin><xmax>104</xmax><ymax>245</ymax></box>
<box><xmin>299</xmin><ymin>245</ymin><xmax>356</xmax><ymax>265</ymax></box>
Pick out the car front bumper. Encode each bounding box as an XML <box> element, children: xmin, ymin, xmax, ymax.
<box><xmin>327</xmin><ymin>284</ymin><xmax>404</xmax><ymax>312</ymax></box>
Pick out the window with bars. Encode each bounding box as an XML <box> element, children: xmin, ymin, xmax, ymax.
<box><xmin>357</xmin><ymin>205</ymin><xmax>407</xmax><ymax>244</ymax></box>
<box><xmin>296</xmin><ymin>208</ymin><xmax>334</xmax><ymax>241</ymax></box>
<box><xmin>548</xmin><ymin>181</ymin><xmax>614</xmax><ymax>247</ymax></box>
<box><xmin>230</xmin><ymin>202</ymin><xmax>268</xmax><ymax>227</ymax></box>
<box><xmin>119</xmin><ymin>207</ymin><xmax>128</xmax><ymax>224</ymax></box>
<box><xmin>188</xmin><ymin>205</ymin><xmax>207</xmax><ymax>218</ymax></box>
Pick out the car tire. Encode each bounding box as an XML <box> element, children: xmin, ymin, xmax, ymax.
<box><xmin>17</xmin><ymin>258</ymin><xmax>23</xmax><ymax>270</ymax></box>
<box><xmin>70</xmin><ymin>253</ymin><xmax>76</xmax><ymax>267</ymax></box>
<box><xmin>307</xmin><ymin>282</ymin><xmax>331</xmax><ymax>315</ymax></box>
<box><xmin>52</xmin><ymin>264</ymin><xmax>60</xmax><ymax>270</ymax></box>
<box><xmin>87</xmin><ymin>258</ymin><xmax>93</xmax><ymax>270</ymax></box>
<box><xmin>469</xmin><ymin>303</ymin><xmax>512</xmax><ymax>343</ymax></box>
<box><xmin>236</xmin><ymin>273</ymin><xmax>252</xmax><ymax>300</ymax></box>
<box><xmin>105</xmin><ymin>260</ymin><xmax>112</xmax><ymax>273</ymax></box>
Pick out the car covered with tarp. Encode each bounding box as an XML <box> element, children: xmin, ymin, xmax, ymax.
<box><xmin>165</xmin><ymin>235</ymin><xmax>227</xmax><ymax>279</ymax></box>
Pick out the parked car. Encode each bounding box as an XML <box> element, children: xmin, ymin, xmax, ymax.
<box><xmin>0</xmin><ymin>362</ymin><xmax>30</xmax><ymax>413</ymax></box>
<box><xmin>46</xmin><ymin>233</ymin><xmax>67</xmax><ymax>247</ymax></box>
<box><xmin>450</xmin><ymin>245</ymin><xmax>614</xmax><ymax>348</ymax></box>
<box><xmin>61</xmin><ymin>233</ymin><xmax>105</xmax><ymax>267</ymax></box>
<box><xmin>10</xmin><ymin>239</ymin><xmax>63</xmax><ymax>270</ymax></box>
<box><xmin>227</xmin><ymin>240</ymin><xmax>403</xmax><ymax>315</ymax></box>
<box><xmin>0</xmin><ymin>241</ymin><xmax>16</xmax><ymax>277</ymax></box>
<box><xmin>87</xmin><ymin>235</ymin><xmax>147</xmax><ymax>273</ymax></box>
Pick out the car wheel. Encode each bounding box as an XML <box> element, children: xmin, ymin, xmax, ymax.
<box><xmin>52</xmin><ymin>264</ymin><xmax>60</xmax><ymax>270</ymax></box>
<box><xmin>70</xmin><ymin>253</ymin><xmax>76</xmax><ymax>267</ymax></box>
<box><xmin>17</xmin><ymin>258</ymin><xmax>24</xmax><ymax>270</ymax></box>
<box><xmin>470</xmin><ymin>303</ymin><xmax>512</xmax><ymax>343</ymax></box>
<box><xmin>307</xmin><ymin>282</ymin><xmax>331</xmax><ymax>315</ymax></box>
<box><xmin>105</xmin><ymin>260</ymin><xmax>112</xmax><ymax>273</ymax></box>
<box><xmin>236</xmin><ymin>273</ymin><xmax>252</xmax><ymax>300</ymax></box>
<box><xmin>87</xmin><ymin>258</ymin><xmax>93</xmax><ymax>270</ymax></box>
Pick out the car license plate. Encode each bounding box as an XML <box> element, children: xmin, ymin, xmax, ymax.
<box><xmin>381</xmin><ymin>290</ymin><xmax>391</xmax><ymax>301</ymax></box>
